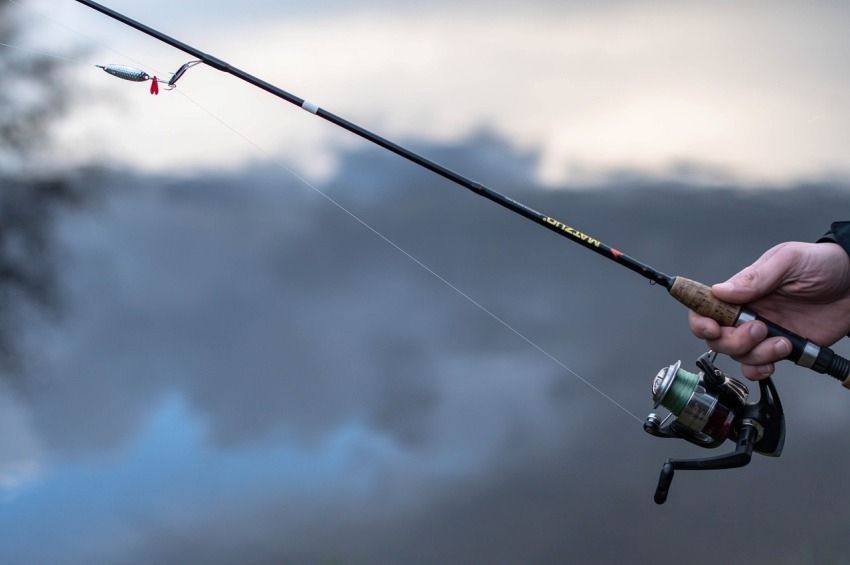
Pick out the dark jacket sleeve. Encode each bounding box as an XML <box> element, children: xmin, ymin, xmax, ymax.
<box><xmin>817</xmin><ymin>221</ymin><xmax>850</xmax><ymax>258</ymax></box>
<box><xmin>818</xmin><ymin>222</ymin><xmax>850</xmax><ymax>339</ymax></box>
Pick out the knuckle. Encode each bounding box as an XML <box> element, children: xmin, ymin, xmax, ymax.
<box><xmin>726</xmin><ymin>333</ymin><xmax>755</xmax><ymax>356</ymax></box>
<box><xmin>772</xmin><ymin>241</ymin><xmax>802</xmax><ymax>265</ymax></box>
<box><xmin>733</xmin><ymin>267</ymin><xmax>759</xmax><ymax>289</ymax></box>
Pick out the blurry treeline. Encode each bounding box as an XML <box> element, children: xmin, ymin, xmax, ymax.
<box><xmin>0</xmin><ymin>0</ymin><xmax>82</xmax><ymax>366</ymax></box>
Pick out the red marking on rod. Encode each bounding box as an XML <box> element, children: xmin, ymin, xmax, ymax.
<box><xmin>611</xmin><ymin>249</ymin><xmax>623</xmax><ymax>259</ymax></box>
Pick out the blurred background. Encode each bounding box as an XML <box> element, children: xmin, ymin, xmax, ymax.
<box><xmin>2</xmin><ymin>0</ymin><xmax>850</xmax><ymax>563</ymax></box>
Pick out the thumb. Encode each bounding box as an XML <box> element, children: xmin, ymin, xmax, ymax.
<box><xmin>712</xmin><ymin>249</ymin><xmax>793</xmax><ymax>304</ymax></box>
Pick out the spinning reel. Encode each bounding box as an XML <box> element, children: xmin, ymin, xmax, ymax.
<box><xmin>643</xmin><ymin>351</ymin><xmax>785</xmax><ymax>504</ymax></box>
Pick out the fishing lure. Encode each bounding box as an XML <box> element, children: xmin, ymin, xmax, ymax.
<box><xmin>96</xmin><ymin>60</ymin><xmax>201</xmax><ymax>95</ymax></box>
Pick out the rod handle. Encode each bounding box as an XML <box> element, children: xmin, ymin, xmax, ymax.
<box><xmin>669</xmin><ymin>277</ymin><xmax>850</xmax><ymax>386</ymax></box>
<box><xmin>668</xmin><ymin>277</ymin><xmax>741</xmax><ymax>326</ymax></box>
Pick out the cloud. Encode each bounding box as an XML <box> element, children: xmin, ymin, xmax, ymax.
<box><xmin>18</xmin><ymin>132</ymin><xmax>850</xmax><ymax>452</ymax></box>
<box><xmin>6</xmin><ymin>133</ymin><xmax>850</xmax><ymax>563</ymax></box>
<box><xmin>24</xmin><ymin>0</ymin><xmax>850</xmax><ymax>185</ymax></box>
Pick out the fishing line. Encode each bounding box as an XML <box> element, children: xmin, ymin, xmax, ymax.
<box><xmin>8</xmin><ymin>0</ymin><xmax>643</xmax><ymax>422</ymax></box>
<box><xmin>177</xmin><ymin>90</ymin><xmax>643</xmax><ymax>423</ymax></box>
<box><xmin>5</xmin><ymin>0</ymin><xmax>151</xmax><ymax>70</ymax></box>
<box><xmin>0</xmin><ymin>40</ymin><xmax>78</xmax><ymax>63</ymax></box>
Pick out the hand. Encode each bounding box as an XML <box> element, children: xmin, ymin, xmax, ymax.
<box><xmin>689</xmin><ymin>241</ymin><xmax>850</xmax><ymax>380</ymax></box>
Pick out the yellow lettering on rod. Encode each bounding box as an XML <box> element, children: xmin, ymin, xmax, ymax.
<box><xmin>543</xmin><ymin>217</ymin><xmax>601</xmax><ymax>248</ymax></box>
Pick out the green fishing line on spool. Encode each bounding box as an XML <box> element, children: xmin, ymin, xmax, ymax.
<box><xmin>657</xmin><ymin>367</ymin><xmax>700</xmax><ymax>415</ymax></box>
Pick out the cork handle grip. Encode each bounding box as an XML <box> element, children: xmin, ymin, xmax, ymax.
<box><xmin>668</xmin><ymin>277</ymin><xmax>741</xmax><ymax>326</ymax></box>
<box><xmin>670</xmin><ymin>276</ymin><xmax>850</xmax><ymax>386</ymax></box>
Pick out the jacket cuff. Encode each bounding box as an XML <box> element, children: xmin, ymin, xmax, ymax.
<box><xmin>817</xmin><ymin>221</ymin><xmax>850</xmax><ymax>259</ymax></box>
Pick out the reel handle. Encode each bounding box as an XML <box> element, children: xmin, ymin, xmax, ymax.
<box><xmin>669</xmin><ymin>277</ymin><xmax>850</xmax><ymax>386</ymax></box>
<box><xmin>653</xmin><ymin>424</ymin><xmax>757</xmax><ymax>505</ymax></box>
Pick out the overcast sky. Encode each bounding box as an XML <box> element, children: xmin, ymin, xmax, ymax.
<box><xmin>11</xmin><ymin>0</ymin><xmax>850</xmax><ymax>185</ymax></box>
<box><xmin>3</xmin><ymin>2</ymin><xmax>850</xmax><ymax>563</ymax></box>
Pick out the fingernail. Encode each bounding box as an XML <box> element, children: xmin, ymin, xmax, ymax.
<box><xmin>775</xmin><ymin>340</ymin><xmax>791</xmax><ymax>356</ymax></box>
<box><xmin>749</xmin><ymin>323</ymin><xmax>767</xmax><ymax>340</ymax></box>
<box><xmin>758</xmin><ymin>364</ymin><xmax>774</xmax><ymax>376</ymax></box>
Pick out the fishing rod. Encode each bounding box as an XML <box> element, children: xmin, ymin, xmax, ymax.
<box><xmin>74</xmin><ymin>0</ymin><xmax>849</xmax><ymax>503</ymax></box>
<box><xmin>78</xmin><ymin>0</ymin><xmax>850</xmax><ymax>384</ymax></box>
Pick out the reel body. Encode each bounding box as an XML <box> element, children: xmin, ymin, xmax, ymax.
<box><xmin>644</xmin><ymin>351</ymin><xmax>785</xmax><ymax>504</ymax></box>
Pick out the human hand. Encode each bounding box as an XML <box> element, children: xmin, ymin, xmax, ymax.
<box><xmin>688</xmin><ymin>241</ymin><xmax>850</xmax><ymax>380</ymax></box>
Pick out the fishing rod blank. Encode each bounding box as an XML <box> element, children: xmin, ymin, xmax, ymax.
<box><xmin>74</xmin><ymin>0</ymin><xmax>850</xmax><ymax>386</ymax></box>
